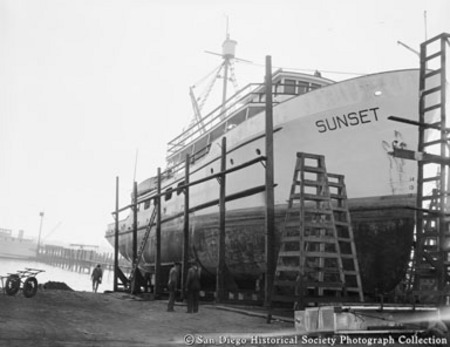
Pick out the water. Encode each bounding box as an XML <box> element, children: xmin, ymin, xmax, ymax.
<box><xmin>0</xmin><ymin>258</ymin><xmax>114</xmax><ymax>292</ymax></box>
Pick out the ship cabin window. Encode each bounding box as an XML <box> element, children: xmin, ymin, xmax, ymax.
<box><xmin>165</xmin><ymin>187</ymin><xmax>173</xmax><ymax>201</ymax></box>
<box><xmin>284</xmin><ymin>79</ymin><xmax>296</xmax><ymax>95</ymax></box>
<box><xmin>144</xmin><ymin>200</ymin><xmax>151</xmax><ymax>210</ymax></box>
<box><xmin>298</xmin><ymin>81</ymin><xmax>309</xmax><ymax>94</ymax></box>
<box><xmin>226</xmin><ymin>109</ymin><xmax>247</xmax><ymax>129</ymax></box>
<box><xmin>180</xmin><ymin>145</ymin><xmax>193</xmax><ymax>161</ymax></box>
<box><xmin>192</xmin><ymin>135</ymin><xmax>209</xmax><ymax>162</ymax></box>
<box><xmin>193</xmin><ymin>144</ymin><xmax>210</xmax><ymax>163</ymax></box>
<box><xmin>248</xmin><ymin>106</ymin><xmax>265</xmax><ymax>119</ymax></box>
<box><xmin>194</xmin><ymin>135</ymin><xmax>208</xmax><ymax>152</ymax></box>
<box><xmin>176</xmin><ymin>181</ymin><xmax>185</xmax><ymax>195</ymax></box>
<box><xmin>209</xmin><ymin>124</ymin><xmax>226</xmax><ymax>143</ymax></box>
<box><xmin>273</xmin><ymin>81</ymin><xmax>282</xmax><ymax>95</ymax></box>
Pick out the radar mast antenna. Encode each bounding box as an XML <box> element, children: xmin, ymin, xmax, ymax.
<box><xmin>220</xmin><ymin>16</ymin><xmax>237</xmax><ymax>119</ymax></box>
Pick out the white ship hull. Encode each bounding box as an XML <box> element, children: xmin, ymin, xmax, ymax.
<box><xmin>106</xmin><ymin>69</ymin><xmax>421</xmax><ymax>294</ymax></box>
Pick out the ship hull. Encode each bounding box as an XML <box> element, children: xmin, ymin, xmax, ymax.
<box><xmin>0</xmin><ymin>238</ymin><xmax>37</xmax><ymax>260</ymax></box>
<box><xmin>106</xmin><ymin>69</ymin><xmax>421</xmax><ymax>295</ymax></box>
<box><xmin>107</xmin><ymin>194</ymin><xmax>414</xmax><ymax>294</ymax></box>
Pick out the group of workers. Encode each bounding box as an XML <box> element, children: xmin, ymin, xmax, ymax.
<box><xmin>167</xmin><ymin>261</ymin><xmax>201</xmax><ymax>313</ymax></box>
<box><xmin>91</xmin><ymin>261</ymin><xmax>201</xmax><ymax>313</ymax></box>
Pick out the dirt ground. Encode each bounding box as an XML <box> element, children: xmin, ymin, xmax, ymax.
<box><xmin>0</xmin><ymin>289</ymin><xmax>294</xmax><ymax>347</ymax></box>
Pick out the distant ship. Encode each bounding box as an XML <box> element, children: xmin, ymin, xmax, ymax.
<box><xmin>0</xmin><ymin>228</ymin><xmax>37</xmax><ymax>259</ymax></box>
<box><xmin>105</xmin><ymin>36</ymin><xmax>421</xmax><ymax>295</ymax></box>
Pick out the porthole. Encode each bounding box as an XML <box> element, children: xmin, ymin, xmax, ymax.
<box><xmin>230</xmin><ymin>159</ymin><xmax>234</xmax><ymax>165</ymax></box>
<box><xmin>256</xmin><ymin>149</ymin><xmax>261</xmax><ymax>155</ymax></box>
<box><xmin>210</xmin><ymin>168</ymin><xmax>214</xmax><ymax>174</ymax></box>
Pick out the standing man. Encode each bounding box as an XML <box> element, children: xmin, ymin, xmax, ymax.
<box><xmin>167</xmin><ymin>262</ymin><xmax>180</xmax><ymax>312</ymax></box>
<box><xmin>294</xmin><ymin>271</ymin><xmax>308</xmax><ymax>310</ymax></box>
<box><xmin>186</xmin><ymin>261</ymin><xmax>201</xmax><ymax>313</ymax></box>
<box><xmin>91</xmin><ymin>264</ymin><xmax>103</xmax><ymax>293</ymax></box>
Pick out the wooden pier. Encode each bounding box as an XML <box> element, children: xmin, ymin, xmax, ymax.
<box><xmin>36</xmin><ymin>244</ymin><xmax>130</xmax><ymax>274</ymax></box>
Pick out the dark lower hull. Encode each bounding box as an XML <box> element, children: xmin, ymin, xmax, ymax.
<box><xmin>107</xmin><ymin>194</ymin><xmax>415</xmax><ymax>295</ymax></box>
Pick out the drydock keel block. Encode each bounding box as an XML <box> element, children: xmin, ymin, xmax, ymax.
<box><xmin>295</xmin><ymin>304</ymin><xmax>439</xmax><ymax>334</ymax></box>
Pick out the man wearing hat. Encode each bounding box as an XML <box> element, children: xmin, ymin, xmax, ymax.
<box><xmin>167</xmin><ymin>262</ymin><xmax>180</xmax><ymax>312</ymax></box>
<box><xmin>186</xmin><ymin>261</ymin><xmax>201</xmax><ymax>313</ymax></box>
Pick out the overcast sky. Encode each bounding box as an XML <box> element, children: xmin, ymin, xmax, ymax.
<box><xmin>1</xmin><ymin>0</ymin><xmax>449</xmax><ymax>251</ymax></box>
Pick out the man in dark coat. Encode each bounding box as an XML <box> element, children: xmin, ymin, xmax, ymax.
<box><xmin>185</xmin><ymin>262</ymin><xmax>201</xmax><ymax>313</ymax></box>
<box><xmin>91</xmin><ymin>264</ymin><xmax>103</xmax><ymax>293</ymax></box>
<box><xmin>167</xmin><ymin>262</ymin><xmax>180</xmax><ymax>312</ymax></box>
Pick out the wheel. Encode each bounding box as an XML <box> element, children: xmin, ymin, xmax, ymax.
<box><xmin>5</xmin><ymin>275</ymin><xmax>20</xmax><ymax>296</ymax></box>
<box><xmin>23</xmin><ymin>277</ymin><xmax>38</xmax><ymax>298</ymax></box>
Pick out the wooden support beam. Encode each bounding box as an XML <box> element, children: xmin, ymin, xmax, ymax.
<box><xmin>182</xmin><ymin>154</ymin><xmax>190</xmax><ymax>299</ymax></box>
<box><xmin>217</xmin><ymin>136</ymin><xmax>227</xmax><ymax>302</ymax></box>
<box><xmin>112</xmin><ymin>156</ymin><xmax>267</xmax><ymax>215</ymax></box>
<box><xmin>126</xmin><ymin>184</ymin><xmax>272</xmax><ymax>235</ymax></box>
<box><xmin>390</xmin><ymin>147</ymin><xmax>450</xmax><ymax>165</ymax></box>
<box><xmin>155</xmin><ymin>168</ymin><xmax>162</xmax><ymax>297</ymax></box>
<box><xmin>264</xmin><ymin>55</ymin><xmax>276</xmax><ymax>310</ymax></box>
<box><xmin>114</xmin><ymin>176</ymin><xmax>119</xmax><ymax>292</ymax></box>
<box><xmin>388</xmin><ymin>115</ymin><xmax>448</xmax><ymax>131</ymax></box>
<box><xmin>132</xmin><ymin>181</ymin><xmax>138</xmax><ymax>268</ymax></box>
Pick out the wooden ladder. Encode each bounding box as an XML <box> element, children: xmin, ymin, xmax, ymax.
<box><xmin>327</xmin><ymin>173</ymin><xmax>364</xmax><ymax>301</ymax></box>
<box><xmin>272</xmin><ymin>152</ymin><xmax>363</xmax><ymax>305</ymax></box>
<box><xmin>129</xmin><ymin>202</ymin><xmax>158</xmax><ymax>293</ymax></box>
<box><xmin>387</xmin><ymin>33</ymin><xmax>450</xmax><ymax>304</ymax></box>
<box><xmin>412</xmin><ymin>33</ymin><xmax>450</xmax><ymax>303</ymax></box>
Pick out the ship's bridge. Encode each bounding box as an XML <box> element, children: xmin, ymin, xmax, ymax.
<box><xmin>166</xmin><ymin>70</ymin><xmax>334</xmax><ymax>170</ymax></box>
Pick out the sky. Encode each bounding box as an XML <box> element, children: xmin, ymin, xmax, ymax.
<box><xmin>1</xmin><ymin>0</ymin><xmax>449</xmax><ymax>251</ymax></box>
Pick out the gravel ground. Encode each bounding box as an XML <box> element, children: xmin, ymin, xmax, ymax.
<box><xmin>0</xmin><ymin>289</ymin><xmax>293</xmax><ymax>347</ymax></box>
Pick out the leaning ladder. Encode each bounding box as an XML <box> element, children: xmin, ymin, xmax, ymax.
<box><xmin>272</xmin><ymin>152</ymin><xmax>363</xmax><ymax>305</ymax></box>
<box><xmin>129</xmin><ymin>202</ymin><xmax>158</xmax><ymax>293</ymax></box>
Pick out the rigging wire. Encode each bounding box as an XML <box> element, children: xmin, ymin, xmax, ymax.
<box><xmin>192</xmin><ymin>63</ymin><xmax>224</xmax><ymax>88</ymax></box>
<box><xmin>197</xmin><ymin>62</ymin><xmax>225</xmax><ymax>112</ymax></box>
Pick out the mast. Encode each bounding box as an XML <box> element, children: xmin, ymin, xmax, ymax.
<box><xmin>188</xmin><ymin>21</ymin><xmax>241</xmax><ymax>134</ymax></box>
<box><xmin>220</xmin><ymin>33</ymin><xmax>237</xmax><ymax>120</ymax></box>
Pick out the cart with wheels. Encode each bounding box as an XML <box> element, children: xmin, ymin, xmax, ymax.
<box><xmin>1</xmin><ymin>268</ymin><xmax>45</xmax><ymax>298</ymax></box>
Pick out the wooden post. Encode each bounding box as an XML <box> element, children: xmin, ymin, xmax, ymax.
<box><xmin>132</xmin><ymin>181</ymin><xmax>138</xmax><ymax>268</ymax></box>
<box><xmin>438</xmin><ymin>36</ymin><xmax>448</xmax><ymax>293</ymax></box>
<box><xmin>217</xmin><ymin>137</ymin><xmax>227</xmax><ymax>302</ymax></box>
<box><xmin>264</xmin><ymin>55</ymin><xmax>276</xmax><ymax>309</ymax></box>
<box><xmin>182</xmin><ymin>155</ymin><xmax>190</xmax><ymax>297</ymax></box>
<box><xmin>114</xmin><ymin>176</ymin><xmax>119</xmax><ymax>291</ymax></box>
<box><xmin>155</xmin><ymin>168</ymin><xmax>162</xmax><ymax>296</ymax></box>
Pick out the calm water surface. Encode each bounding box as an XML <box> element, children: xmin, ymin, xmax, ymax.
<box><xmin>0</xmin><ymin>258</ymin><xmax>114</xmax><ymax>292</ymax></box>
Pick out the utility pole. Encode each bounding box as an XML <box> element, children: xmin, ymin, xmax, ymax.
<box><xmin>37</xmin><ymin>211</ymin><xmax>45</xmax><ymax>256</ymax></box>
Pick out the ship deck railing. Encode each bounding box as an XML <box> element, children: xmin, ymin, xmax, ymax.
<box><xmin>166</xmin><ymin>80</ymin><xmax>311</xmax><ymax>164</ymax></box>
<box><xmin>166</xmin><ymin>82</ymin><xmax>264</xmax><ymax>157</ymax></box>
